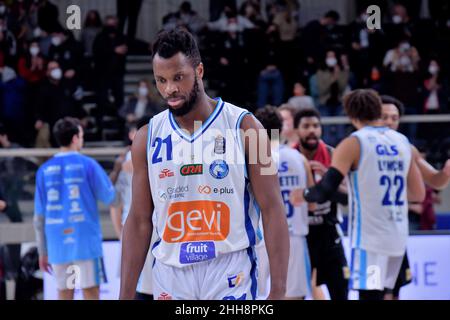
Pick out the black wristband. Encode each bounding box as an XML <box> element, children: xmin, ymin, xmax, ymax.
<box><xmin>303</xmin><ymin>167</ymin><xmax>345</xmax><ymax>204</ymax></box>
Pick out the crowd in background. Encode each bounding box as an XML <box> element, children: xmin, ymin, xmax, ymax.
<box><xmin>0</xmin><ymin>0</ymin><xmax>449</xmax><ymax>300</ymax></box>
<box><xmin>0</xmin><ymin>0</ymin><xmax>448</xmax><ymax>149</ymax></box>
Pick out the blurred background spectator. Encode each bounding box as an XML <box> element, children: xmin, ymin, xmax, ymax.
<box><xmin>33</xmin><ymin>60</ymin><xmax>85</xmax><ymax>147</ymax></box>
<box><xmin>92</xmin><ymin>15</ymin><xmax>127</xmax><ymax>130</ymax></box>
<box><xmin>119</xmin><ymin>79</ymin><xmax>161</xmax><ymax>126</ymax></box>
<box><xmin>287</xmin><ymin>81</ymin><xmax>315</xmax><ymax>110</ymax></box>
<box><xmin>162</xmin><ymin>1</ymin><xmax>206</xmax><ymax>37</ymax></box>
<box><xmin>117</xmin><ymin>0</ymin><xmax>143</xmax><ymax>43</ymax></box>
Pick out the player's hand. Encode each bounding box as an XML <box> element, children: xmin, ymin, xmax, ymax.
<box><xmin>443</xmin><ymin>159</ymin><xmax>450</xmax><ymax>177</ymax></box>
<box><xmin>0</xmin><ymin>200</ymin><xmax>6</xmax><ymax>212</ymax></box>
<box><xmin>309</xmin><ymin>160</ymin><xmax>327</xmax><ymax>177</ymax></box>
<box><xmin>39</xmin><ymin>255</ymin><xmax>53</xmax><ymax>274</ymax></box>
<box><xmin>289</xmin><ymin>188</ymin><xmax>305</xmax><ymax>206</ymax></box>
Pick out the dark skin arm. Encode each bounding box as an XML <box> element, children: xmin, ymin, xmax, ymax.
<box><xmin>412</xmin><ymin>145</ymin><xmax>450</xmax><ymax>190</ymax></box>
<box><xmin>119</xmin><ymin>125</ymin><xmax>153</xmax><ymax>300</ymax></box>
<box><xmin>241</xmin><ymin>115</ymin><xmax>289</xmax><ymax>300</ymax></box>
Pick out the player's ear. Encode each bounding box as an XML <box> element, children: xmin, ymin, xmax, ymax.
<box><xmin>196</xmin><ymin>62</ymin><xmax>204</xmax><ymax>79</ymax></box>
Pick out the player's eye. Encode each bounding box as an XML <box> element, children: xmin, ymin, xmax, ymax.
<box><xmin>157</xmin><ymin>78</ymin><xmax>166</xmax><ymax>84</ymax></box>
<box><xmin>174</xmin><ymin>74</ymin><xmax>183</xmax><ymax>81</ymax></box>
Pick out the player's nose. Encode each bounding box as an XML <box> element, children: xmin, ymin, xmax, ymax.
<box><xmin>165</xmin><ymin>81</ymin><xmax>179</xmax><ymax>96</ymax></box>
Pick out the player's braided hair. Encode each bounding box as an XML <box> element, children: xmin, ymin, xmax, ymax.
<box><xmin>343</xmin><ymin>89</ymin><xmax>382</xmax><ymax>122</ymax></box>
<box><xmin>151</xmin><ymin>26</ymin><xmax>201</xmax><ymax>68</ymax></box>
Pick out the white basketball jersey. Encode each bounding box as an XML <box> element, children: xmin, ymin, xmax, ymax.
<box><xmin>347</xmin><ymin>126</ymin><xmax>411</xmax><ymax>256</ymax></box>
<box><xmin>147</xmin><ymin>98</ymin><xmax>260</xmax><ymax>268</ymax></box>
<box><xmin>277</xmin><ymin>145</ymin><xmax>309</xmax><ymax>237</ymax></box>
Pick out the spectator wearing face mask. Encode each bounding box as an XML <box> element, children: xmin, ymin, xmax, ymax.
<box><xmin>119</xmin><ymin>79</ymin><xmax>161</xmax><ymax>125</ymax></box>
<box><xmin>385</xmin><ymin>3</ymin><xmax>417</xmax><ymax>49</ymax></box>
<box><xmin>417</xmin><ymin>59</ymin><xmax>449</xmax><ymax>143</ymax></box>
<box><xmin>310</xmin><ymin>50</ymin><xmax>349</xmax><ymax>146</ymax></box>
<box><xmin>383</xmin><ymin>38</ymin><xmax>420</xmax><ymax>73</ymax></box>
<box><xmin>313</xmin><ymin>51</ymin><xmax>349</xmax><ymax>111</ymax></box>
<box><xmin>17</xmin><ymin>39</ymin><xmax>46</xmax><ymax>83</ymax></box>
<box><xmin>383</xmin><ymin>37</ymin><xmax>421</xmax><ymax>141</ymax></box>
<box><xmin>302</xmin><ymin>11</ymin><xmax>344</xmax><ymax>72</ymax></box>
<box><xmin>17</xmin><ymin>39</ymin><xmax>46</xmax><ymax>145</ymax></box>
<box><xmin>47</xmin><ymin>26</ymin><xmax>83</xmax><ymax>86</ymax></box>
<box><xmin>33</xmin><ymin>60</ymin><xmax>84</xmax><ymax>147</ymax></box>
<box><xmin>422</xmin><ymin>59</ymin><xmax>448</xmax><ymax>114</ymax></box>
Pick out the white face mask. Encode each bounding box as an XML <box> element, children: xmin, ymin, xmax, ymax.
<box><xmin>428</xmin><ymin>65</ymin><xmax>439</xmax><ymax>75</ymax></box>
<box><xmin>326</xmin><ymin>57</ymin><xmax>337</xmax><ymax>67</ymax></box>
<box><xmin>51</xmin><ymin>36</ymin><xmax>62</xmax><ymax>47</ymax></box>
<box><xmin>30</xmin><ymin>46</ymin><xmax>40</xmax><ymax>56</ymax></box>
<box><xmin>138</xmin><ymin>87</ymin><xmax>148</xmax><ymax>97</ymax></box>
<box><xmin>0</xmin><ymin>5</ymin><xmax>6</xmax><ymax>14</ymax></box>
<box><xmin>50</xmin><ymin>68</ymin><xmax>62</xmax><ymax>80</ymax></box>
<box><xmin>392</xmin><ymin>15</ymin><xmax>402</xmax><ymax>24</ymax></box>
<box><xmin>399</xmin><ymin>42</ymin><xmax>410</xmax><ymax>52</ymax></box>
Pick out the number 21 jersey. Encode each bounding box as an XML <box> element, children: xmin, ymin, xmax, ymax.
<box><xmin>147</xmin><ymin>98</ymin><xmax>260</xmax><ymax>268</ymax></box>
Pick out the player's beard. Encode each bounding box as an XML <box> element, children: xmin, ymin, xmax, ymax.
<box><xmin>300</xmin><ymin>135</ymin><xmax>319</xmax><ymax>151</ymax></box>
<box><xmin>167</xmin><ymin>76</ymin><xmax>200</xmax><ymax>117</ymax></box>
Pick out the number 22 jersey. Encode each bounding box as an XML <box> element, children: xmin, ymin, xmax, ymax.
<box><xmin>347</xmin><ymin>126</ymin><xmax>412</xmax><ymax>257</ymax></box>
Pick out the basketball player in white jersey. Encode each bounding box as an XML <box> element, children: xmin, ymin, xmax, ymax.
<box><xmin>119</xmin><ymin>28</ymin><xmax>289</xmax><ymax>300</ymax></box>
<box><xmin>380</xmin><ymin>95</ymin><xmax>450</xmax><ymax>300</ymax></box>
<box><xmin>110</xmin><ymin>120</ymin><xmax>154</xmax><ymax>300</ymax></box>
<box><xmin>255</xmin><ymin>106</ymin><xmax>315</xmax><ymax>299</ymax></box>
<box><xmin>291</xmin><ymin>89</ymin><xmax>425</xmax><ymax>300</ymax></box>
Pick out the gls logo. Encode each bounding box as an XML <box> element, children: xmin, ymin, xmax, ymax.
<box><xmin>376</xmin><ymin>144</ymin><xmax>399</xmax><ymax>156</ymax></box>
